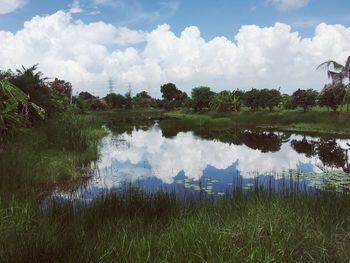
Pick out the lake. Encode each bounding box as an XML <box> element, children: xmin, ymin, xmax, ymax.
<box><xmin>56</xmin><ymin>119</ymin><xmax>350</xmax><ymax>200</ymax></box>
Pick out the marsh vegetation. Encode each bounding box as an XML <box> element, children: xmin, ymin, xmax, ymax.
<box><xmin>1</xmin><ymin>61</ymin><xmax>350</xmax><ymax>262</ymax></box>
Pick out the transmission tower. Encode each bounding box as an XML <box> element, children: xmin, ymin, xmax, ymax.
<box><xmin>108</xmin><ymin>78</ymin><xmax>115</xmax><ymax>94</ymax></box>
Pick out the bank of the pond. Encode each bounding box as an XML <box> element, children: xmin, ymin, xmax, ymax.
<box><xmin>0</xmin><ymin>113</ymin><xmax>107</xmax><ymax>201</ymax></box>
<box><xmin>166</xmin><ymin>110</ymin><xmax>350</xmax><ymax>136</ymax></box>
<box><xmin>1</xmin><ymin>110</ymin><xmax>350</xmax><ymax>262</ymax></box>
<box><xmin>1</xmin><ymin>188</ymin><xmax>349</xmax><ymax>262</ymax></box>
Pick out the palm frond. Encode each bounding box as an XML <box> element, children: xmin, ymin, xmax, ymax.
<box><xmin>317</xmin><ymin>60</ymin><xmax>344</xmax><ymax>71</ymax></box>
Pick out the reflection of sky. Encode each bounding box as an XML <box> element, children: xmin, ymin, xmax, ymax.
<box><xmin>54</xmin><ymin>125</ymin><xmax>350</xmax><ymax>200</ymax></box>
<box><xmin>83</xmin><ymin>125</ymin><xmax>329</xmax><ymax>192</ymax></box>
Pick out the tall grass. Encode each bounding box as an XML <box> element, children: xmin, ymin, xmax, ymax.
<box><xmin>1</xmin><ymin>110</ymin><xmax>349</xmax><ymax>262</ymax></box>
<box><xmin>0</xmin><ymin>188</ymin><xmax>349</xmax><ymax>262</ymax></box>
<box><xmin>0</xmin><ymin>113</ymin><xmax>106</xmax><ymax>201</ymax></box>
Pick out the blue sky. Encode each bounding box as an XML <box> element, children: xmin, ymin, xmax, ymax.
<box><xmin>0</xmin><ymin>0</ymin><xmax>350</xmax><ymax>96</ymax></box>
<box><xmin>2</xmin><ymin>0</ymin><xmax>349</xmax><ymax>39</ymax></box>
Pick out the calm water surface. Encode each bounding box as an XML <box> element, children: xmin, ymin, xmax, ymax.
<box><xmin>58</xmin><ymin>120</ymin><xmax>350</xmax><ymax>200</ymax></box>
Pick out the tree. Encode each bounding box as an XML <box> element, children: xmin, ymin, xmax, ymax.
<box><xmin>0</xmin><ymin>79</ymin><xmax>44</xmax><ymax>139</ymax></box>
<box><xmin>242</xmin><ymin>88</ymin><xmax>260</xmax><ymax>111</ymax></box>
<box><xmin>104</xmin><ymin>93</ymin><xmax>127</xmax><ymax>109</ymax></box>
<box><xmin>317</xmin><ymin>56</ymin><xmax>350</xmax><ymax>111</ymax></box>
<box><xmin>317</xmin><ymin>56</ymin><xmax>350</xmax><ymax>85</ymax></box>
<box><xmin>209</xmin><ymin>90</ymin><xmax>241</xmax><ymax>112</ymax></box>
<box><xmin>191</xmin><ymin>87</ymin><xmax>215</xmax><ymax>111</ymax></box>
<box><xmin>291</xmin><ymin>89</ymin><xmax>318</xmax><ymax>112</ymax></box>
<box><xmin>76</xmin><ymin>92</ymin><xmax>106</xmax><ymax>111</ymax></box>
<box><xmin>160</xmin><ymin>83</ymin><xmax>182</xmax><ymax>101</ymax></box>
<box><xmin>259</xmin><ymin>88</ymin><xmax>282</xmax><ymax>111</ymax></box>
<box><xmin>281</xmin><ymin>94</ymin><xmax>293</xmax><ymax>109</ymax></box>
<box><xmin>318</xmin><ymin>84</ymin><xmax>346</xmax><ymax>112</ymax></box>
<box><xmin>7</xmin><ymin>65</ymin><xmax>70</xmax><ymax>117</ymax></box>
<box><xmin>135</xmin><ymin>91</ymin><xmax>151</xmax><ymax>99</ymax></box>
<box><xmin>49</xmin><ymin>78</ymin><xmax>73</xmax><ymax>103</ymax></box>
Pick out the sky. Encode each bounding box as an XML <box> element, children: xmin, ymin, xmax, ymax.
<box><xmin>0</xmin><ymin>0</ymin><xmax>350</xmax><ymax>97</ymax></box>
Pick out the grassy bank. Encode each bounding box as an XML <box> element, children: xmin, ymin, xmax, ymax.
<box><xmin>0</xmin><ymin>188</ymin><xmax>349</xmax><ymax>262</ymax></box>
<box><xmin>0</xmin><ymin>113</ymin><xmax>106</xmax><ymax>201</ymax></box>
<box><xmin>1</xmin><ymin>110</ymin><xmax>350</xmax><ymax>262</ymax></box>
<box><xmin>166</xmin><ymin>109</ymin><xmax>350</xmax><ymax>136</ymax></box>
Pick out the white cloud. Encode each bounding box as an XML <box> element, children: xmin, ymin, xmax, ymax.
<box><xmin>69</xmin><ymin>0</ymin><xmax>84</xmax><ymax>14</ymax></box>
<box><xmin>268</xmin><ymin>0</ymin><xmax>310</xmax><ymax>11</ymax></box>
<box><xmin>0</xmin><ymin>0</ymin><xmax>27</xmax><ymax>14</ymax></box>
<box><xmin>0</xmin><ymin>11</ymin><xmax>350</xmax><ymax>97</ymax></box>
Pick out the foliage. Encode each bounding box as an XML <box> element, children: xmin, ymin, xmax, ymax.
<box><xmin>258</xmin><ymin>88</ymin><xmax>282</xmax><ymax>111</ymax></box>
<box><xmin>49</xmin><ymin>78</ymin><xmax>72</xmax><ymax>102</ymax></box>
<box><xmin>317</xmin><ymin>56</ymin><xmax>350</xmax><ymax>85</ymax></box>
<box><xmin>75</xmin><ymin>92</ymin><xmax>107</xmax><ymax>111</ymax></box>
<box><xmin>242</xmin><ymin>88</ymin><xmax>260</xmax><ymax>111</ymax></box>
<box><xmin>318</xmin><ymin>84</ymin><xmax>346</xmax><ymax>111</ymax></box>
<box><xmin>104</xmin><ymin>93</ymin><xmax>128</xmax><ymax>109</ymax></box>
<box><xmin>135</xmin><ymin>91</ymin><xmax>151</xmax><ymax>99</ymax></box>
<box><xmin>160</xmin><ymin>83</ymin><xmax>182</xmax><ymax>101</ymax></box>
<box><xmin>191</xmin><ymin>86</ymin><xmax>215</xmax><ymax>111</ymax></box>
<box><xmin>291</xmin><ymin>89</ymin><xmax>319</xmax><ymax>112</ymax></box>
<box><xmin>209</xmin><ymin>90</ymin><xmax>241</xmax><ymax>112</ymax></box>
<box><xmin>281</xmin><ymin>94</ymin><xmax>293</xmax><ymax>109</ymax></box>
<box><xmin>0</xmin><ymin>79</ymin><xmax>44</xmax><ymax>139</ymax></box>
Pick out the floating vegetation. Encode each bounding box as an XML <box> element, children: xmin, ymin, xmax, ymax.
<box><xmin>300</xmin><ymin>171</ymin><xmax>350</xmax><ymax>193</ymax></box>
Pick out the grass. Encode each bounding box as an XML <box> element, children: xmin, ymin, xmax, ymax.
<box><xmin>0</xmin><ymin>187</ymin><xmax>349</xmax><ymax>262</ymax></box>
<box><xmin>1</xmin><ymin>109</ymin><xmax>350</xmax><ymax>262</ymax></box>
<box><xmin>0</xmin><ymin>112</ymin><xmax>107</xmax><ymax>201</ymax></box>
<box><xmin>166</xmin><ymin>108</ymin><xmax>350</xmax><ymax>136</ymax></box>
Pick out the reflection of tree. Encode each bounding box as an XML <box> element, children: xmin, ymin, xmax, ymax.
<box><xmin>160</xmin><ymin>121</ymin><xmax>286</xmax><ymax>152</ymax></box>
<box><xmin>241</xmin><ymin>131</ymin><xmax>282</xmax><ymax>153</ymax></box>
<box><xmin>290</xmin><ymin>137</ymin><xmax>317</xmax><ymax>158</ymax></box>
<box><xmin>291</xmin><ymin>137</ymin><xmax>349</xmax><ymax>171</ymax></box>
<box><xmin>318</xmin><ymin>139</ymin><xmax>347</xmax><ymax>168</ymax></box>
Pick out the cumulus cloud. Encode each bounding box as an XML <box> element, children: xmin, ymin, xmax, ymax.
<box><xmin>268</xmin><ymin>0</ymin><xmax>310</xmax><ymax>11</ymax></box>
<box><xmin>0</xmin><ymin>0</ymin><xmax>27</xmax><ymax>14</ymax></box>
<box><xmin>0</xmin><ymin>10</ymin><xmax>350</xmax><ymax>97</ymax></box>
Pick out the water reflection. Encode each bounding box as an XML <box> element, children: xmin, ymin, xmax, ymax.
<box><xmin>291</xmin><ymin>137</ymin><xmax>350</xmax><ymax>172</ymax></box>
<box><xmin>58</xmin><ymin>122</ymin><xmax>350</xmax><ymax>199</ymax></box>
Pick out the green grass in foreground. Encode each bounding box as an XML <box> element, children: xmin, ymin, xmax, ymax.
<box><xmin>166</xmin><ymin>109</ymin><xmax>350</xmax><ymax>135</ymax></box>
<box><xmin>0</xmin><ymin>188</ymin><xmax>349</xmax><ymax>262</ymax></box>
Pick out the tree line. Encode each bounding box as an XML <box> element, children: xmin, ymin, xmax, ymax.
<box><xmin>1</xmin><ymin>56</ymin><xmax>349</xmax><ymax>140</ymax></box>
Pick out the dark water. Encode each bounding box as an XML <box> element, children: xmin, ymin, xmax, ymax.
<box><xmin>57</xmin><ymin>120</ymin><xmax>350</xmax><ymax>200</ymax></box>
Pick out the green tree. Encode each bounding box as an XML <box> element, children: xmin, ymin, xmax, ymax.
<box><xmin>317</xmin><ymin>56</ymin><xmax>350</xmax><ymax>111</ymax></box>
<box><xmin>135</xmin><ymin>91</ymin><xmax>151</xmax><ymax>99</ymax></box>
<box><xmin>8</xmin><ymin>65</ymin><xmax>69</xmax><ymax>117</ymax></box>
<box><xmin>318</xmin><ymin>84</ymin><xmax>346</xmax><ymax>112</ymax></box>
<box><xmin>291</xmin><ymin>89</ymin><xmax>318</xmax><ymax>112</ymax></box>
<box><xmin>281</xmin><ymin>94</ymin><xmax>293</xmax><ymax>109</ymax></box>
<box><xmin>160</xmin><ymin>83</ymin><xmax>182</xmax><ymax>101</ymax></box>
<box><xmin>259</xmin><ymin>88</ymin><xmax>282</xmax><ymax>111</ymax></box>
<box><xmin>210</xmin><ymin>90</ymin><xmax>241</xmax><ymax>112</ymax></box>
<box><xmin>191</xmin><ymin>87</ymin><xmax>215</xmax><ymax>111</ymax></box>
<box><xmin>242</xmin><ymin>88</ymin><xmax>260</xmax><ymax>111</ymax></box>
<box><xmin>105</xmin><ymin>93</ymin><xmax>127</xmax><ymax>109</ymax></box>
<box><xmin>0</xmin><ymin>79</ymin><xmax>44</xmax><ymax>139</ymax></box>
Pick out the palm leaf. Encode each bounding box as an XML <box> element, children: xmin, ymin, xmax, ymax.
<box><xmin>317</xmin><ymin>60</ymin><xmax>344</xmax><ymax>71</ymax></box>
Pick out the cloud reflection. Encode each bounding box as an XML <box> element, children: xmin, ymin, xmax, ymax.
<box><xmin>95</xmin><ymin>125</ymin><xmax>323</xmax><ymax>186</ymax></box>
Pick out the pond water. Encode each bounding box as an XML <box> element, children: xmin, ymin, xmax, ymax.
<box><xmin>58</xmin><ymin>120</ymin><xmax>350</xmax><ymax>200</ymax></box>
